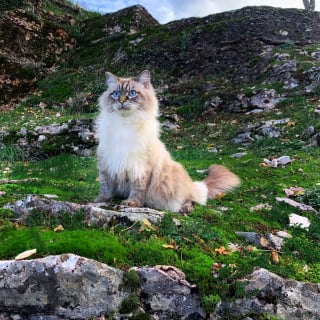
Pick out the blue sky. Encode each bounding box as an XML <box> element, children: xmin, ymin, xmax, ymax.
<box><xmin>71</xmin><ymin>0</ymin><xmax>317</xmax><ymax>23</ymax></box>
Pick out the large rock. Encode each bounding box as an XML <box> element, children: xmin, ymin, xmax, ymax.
<box><xmin>212</xmin><ymin>268</ymin><xmax>320</xmax><ymax>320</ymax></box>
<box><xmin>0</xmin><ymin>254</ymin><xmax>126</xmax><ymax>319</ymax></box>
<box><xmin>0</xmin><ymin>254</ymin><xmax>206</xmax><ymax>320</ymax></box>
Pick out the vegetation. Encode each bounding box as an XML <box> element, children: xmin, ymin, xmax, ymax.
<box><xmin>0</xmin><ymin>1</ymin><xmax>320</xmax><ymax>316</ymax></box>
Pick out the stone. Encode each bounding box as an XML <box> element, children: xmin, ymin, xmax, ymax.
<box><xmin>1</xmin><ymin>119</ymin><xmax>97</xmax><ymax>159</ymax></box>
<box><xmin>7</xmin><ymin>194</ymin><xmax>165</xmax><ymax>226</ymax></box>
<box><xmin>0</xmin><ymin>254</ymin><xmax>205</xmax><ymax>320</ymax></box>
<box><xmin>0</xmin><ymin>254</ymin><xmax>126</xmax><ymax>320</ymax></box>
<box><xmin>137</xmin><ymin>265</ymin><xmax>206</xmax><ymax>319</ymax></box>
<box><xmin>235</xmin><ymin>231</ymin><xmax>286</xmax><ymax>251</ymax></box>
<box><xmin>212</xmin><ymin>268</ymin><xmax>320</xmax><ymax>320</ymax></box>
<box><xmin>289</xmin><ymin>213</ymin><xmax>311</xmax><ymax>230</ymax></box>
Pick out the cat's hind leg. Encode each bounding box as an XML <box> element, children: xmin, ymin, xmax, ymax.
<box><xmin>179</xmin><ymin>200</ymin><xmax>195</xmax><ymax>213</ymax></box>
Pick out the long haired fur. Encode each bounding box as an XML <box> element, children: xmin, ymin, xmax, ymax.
<box><xmin>95</xmin><ymin>70</ymin><xmax>240</xmax><ymax>213</ymax></box>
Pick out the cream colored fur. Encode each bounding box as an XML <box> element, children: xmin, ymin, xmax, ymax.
<box><xmin>96</xmin><ymin>70</ymin><xmax>240</xmax><ymax>213</ymax></box>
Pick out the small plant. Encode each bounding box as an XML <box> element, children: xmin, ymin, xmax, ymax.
<box><xmin>300</xmin><ymin>188</ymin><xmax>320</xmax><ymax>210</ymax></box>
<box><xmin>126</xmin><ymin>269</ymin><xmax>140</xmax><ymax>289</ymax></box>
<box><xmin>131</xmin><ymin>313</ymin><xmax>151</xmax><ymax>320</ymax></box>
<box><xmin>119</xmin><ymin>294</ymin><xmax>139</xmax><ymax>314</ymax></box>
<box><xmin>201</xmin><ymin>294</ymin><xmax>221</xmax><ymax>313</ymax></box>
<box><xmin>0</xmin><ymin>144</ymin><xmax>25</xmax><ymax>162</ymax></box>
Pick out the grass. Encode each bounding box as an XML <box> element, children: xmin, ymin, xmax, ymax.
<box><xmin>1</xmin><ymin>97</ymin><xmax>320</xmax><ymax>302</ymax></box>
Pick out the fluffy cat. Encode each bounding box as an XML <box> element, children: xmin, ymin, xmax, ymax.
<box><xmin>95</xmin><ymin>70</ymin><xmax>240</xmax><ymax>213</ymax></box>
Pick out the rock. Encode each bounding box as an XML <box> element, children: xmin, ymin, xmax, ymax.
<box><xmin>0</xmin><ymin>254</ymin><xmax>205</xmax><ymax>320</ymax></box>
<box><xmin>235</xmin><ymin>231</ymin><xmax>288</xmax><ymax>251</ymax></box>
<box><xmin>289</xmin><ymin>213</ymin><xmax>311</xmax><ymax>230</ymax></box>
<box><xmin>137</xmin><ymin>265</ymin><xmax>206</xmax><ymax>319</ymax></box>
<box><xmin>0</xmin><ymin>254</ymin><xmax>126</xmax><ymax>319</ymax></box>
<box><xmin>232</xmin><ymin>118</ymin><xmax>291</xmax><ymax>145</ymax></box>
<box><xmin>212</xmin><ymin>268</ymin><xmax>320</xmax><ymax>320</ymax></box>
<box><xmin>1</xmin><ymin>119</ymin><xmax>97</xmax><ymax>159</ymax></box>
<box><xmin>161</xmin><ymin>119</ymin><xmax>180</xmax><ymax>131</ymax></box>
<box><xmin>276</xmin><ymin>197</ymin><xmax>317</xmax><ymax>212</ymax></box>
<box><xmin>263</xmin><ymin>155</ymin><xmax>292</xmax><ymax>167</ymax></box>
<box><xmin>7</xmin><ymin>194</ymin><xmax>164</xmax><ymax>226</ymax></box>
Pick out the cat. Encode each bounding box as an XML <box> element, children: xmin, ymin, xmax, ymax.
<box><xmin>95</xmin><ymin>70</ymin><xmax>240</xmax><ymax>213</ymax></box>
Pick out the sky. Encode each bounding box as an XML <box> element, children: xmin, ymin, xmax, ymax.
<box><xmin>71</xmin><ymin>0</ymin><xmax>318</xmax><ymax>24</ymax></box>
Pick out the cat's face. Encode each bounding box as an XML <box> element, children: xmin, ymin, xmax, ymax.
<box><xmin>103</xmin><ymin>70</ymin><xmax>157</xmax><ymax>116</ymax></box>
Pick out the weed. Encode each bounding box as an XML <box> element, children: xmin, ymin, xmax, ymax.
<box><xmin>300</xmin><ymin>188</ymin><xmax>320</xmax><ymax>210</ymax></box>
<box><xmin>0</xmin><ymin>144</ymin><xmax>25</xmax><ymax>162</ymax></box>
<box><xmin>119</xmin><ymin>294</ymin><xmax>139</xmax><ymax>314</ymax></box>
<box><xmin>201</xmin><ymin>294</ymin><xmax>221</xmax><ymax>313</ymax></box>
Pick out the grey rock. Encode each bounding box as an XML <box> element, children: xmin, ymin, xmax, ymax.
<box><xmin>8</xmin><ymin>194</ymin><xmax>164</xmax><ymax>226</ymax></box>
<box><xmin>235</xmin><ymin>231</ymin><xmax>286</xmax><ymax>251</ymax></box>
<box><xmin>0</xmin><ymin>255</ymin><xmax>205</xmax><ymax>320</ymax></box>
<box><xmin>137</xmin><ymin>265</ymin><xmax>206</xmax><ymax>319</ymax></box>
<box><xmin>0</xmin><ymin>119</ymin><xmax>97</xmax><ymax>159</ymax></box>
<box><xmin>213</xmin><ymin>268</ymin><xmax>320</xmax><ymax>320</ymax></box>
<box><xmin>0</xmin><ymin>254</ymin><xmax>126</xmax><ymax>320</ymax></box>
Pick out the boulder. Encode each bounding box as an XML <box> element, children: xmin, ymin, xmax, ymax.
<box><xmin>0</xmin><ymin>254</ymin><xmax>205</xmax><ymax>320</ymax></box>
<box><xmin>212</xmin><ymin>268</ymin><xmax>320</xmax><ymax>320</ymax></box>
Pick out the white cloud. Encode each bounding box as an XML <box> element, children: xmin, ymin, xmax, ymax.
<box><xmin>71</xmin><ymin>0</ymin><xmax>316</xmax><ymax>23</ymax></box>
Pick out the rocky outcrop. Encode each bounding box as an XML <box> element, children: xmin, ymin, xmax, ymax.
<box><xmin>0</xmin><ymin>254</ymin><xmax>205</xmax><ymax>320</ymax></box>
<box><xmin>0</xmin><ymin>0</ymin><xmax>77</xmax><ymax>105</ymax></box>
<box><xmin>213</xmin><ymin>268</ymin><xmax>320</xmax><ymax>320</ymax></box>
<box><xmin>2</xmin><ymin>256</ymin><xmax>320</xmax><ymax>320</ymax></box>
<box><xmin>0</xmin><ymin>119</ymin><xmax>96</xmax><ymax>159</ymax></box>
<box><xmin>96</xmin><ymin>6</ymin><xmax>320</xmax><ymax>83</ymax></box>
<box><xmin>7</xmin><ymin>194</ymin><xmax>164</xmax><ymax>226</ymax></box>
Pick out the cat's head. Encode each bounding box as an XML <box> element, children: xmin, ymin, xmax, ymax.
<box><xmin>100</xmin><ymin>70</ymin><xmax>158</xmax><ymax>117</ymax></box>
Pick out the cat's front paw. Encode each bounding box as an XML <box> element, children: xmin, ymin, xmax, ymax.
<box><xmin>121</xmin><ymin>199</ymin><xmax>142</xmax><ymax>207</ymax></box>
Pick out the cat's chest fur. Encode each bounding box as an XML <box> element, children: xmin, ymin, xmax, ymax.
<box><xmin>97</xmin><ymin>111</ymin><xmax>159</xmax><ymax>179</ymax></box>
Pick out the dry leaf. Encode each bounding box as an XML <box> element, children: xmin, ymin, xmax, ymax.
<box><xmin>162</xmin><ymin>239</ymin><xmax>179</xmax><ymax>250</ymax></box>
<box><xmin>259</xmin><ymin>236</ymin><xmax>270</xmax><ymax>248</ymax></box>
<box><xmin>15</xmin><ymin>249</ymin><xmax>37</xmax><ymax>260</ymax></box>
<box><xmin>287</xmin><ymin>121</ymin><xmax>296</xmax><ymax>127</ymax></box>
<box><xmin>271</xmin><ymin>250</ymin><xmax>280</xmax><ymax>264</ymax></box>
<box><xmin>215</xmin><ymin>192</ymin><xmax>226</xmax><ymax>200</ymax></box>
<box><xmin>215</xmin><ymin>246</ymin><xmax>232</xmax><ymax>255</ymax></box>
<box><xmin>140</xmin><ymin>218</ymin><xmax>157</xmax><ymax>232</ymax></box>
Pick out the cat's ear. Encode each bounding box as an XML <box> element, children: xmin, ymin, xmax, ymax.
<box><xmin>106</xmin><ymin>72</ymin><xmax>118</xmax><ymax>87</ymax></box>
<box><xmin>137</xmin><ymin>70</ymin><xmax>151</xmax><ymax>88</ymax></box>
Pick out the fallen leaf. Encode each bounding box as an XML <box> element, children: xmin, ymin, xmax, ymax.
<box><xmin>271</xmin><ymin>250</ymin><xmax>280</xmax><ymax>264</ymax></box>
<box><xmin>162</xmin><ymin>239</ymin><xmax>179</xmax><ymax>250</ymax></box>
<box><xmin>215</xmin><ymin>192</ymin><xmax>226</xmax><ymax>200</ymax></box>
<box><xmin>140</xmin><ymin>218</ymin><xmax>157</xmax><ymax>232</ymax></box>
<box><xmin>15</xmin><ymin>249</ymin><xmax>37</xmax><ymax>260</ymax></box>
<box><xmin>215</xmin><ymin>246</ymin><xmax>232</xmax><ymax>255</ymax></box>
<box><xmin>259</xmin><ymin>236</ymin><xmax>270</xmax><ymax>248</ymax></box>
<box><xmin>287</xmin><ymin>120</ymin><xmax>296</xmax><ymax>127</ymax></box>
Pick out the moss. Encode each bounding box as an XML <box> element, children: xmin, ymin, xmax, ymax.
<box><xmin>119</xmin><ymin>294</ymin><xmax>139</xmax><ymax>314</ymax></box>
<box><xmin>125</xmin><ymin>269</ymin><xmax>140</xmax><ymax>290</ymax></box>
<box><xmin>131</xmin><ymin>314</ymin><xmax>151</xmax><ymax>320</ymax></box>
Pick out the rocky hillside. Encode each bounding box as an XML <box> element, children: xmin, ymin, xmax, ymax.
<box><xmin>2</xmin><ymin>3</ymin><xmax>320</xmax><ymax>111</ymax></box>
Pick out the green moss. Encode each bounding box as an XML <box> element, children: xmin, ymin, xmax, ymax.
<box><xmin>119</xmin><ymin>294</ymin><xmax>139</xmax><ymax>314</ymax></box>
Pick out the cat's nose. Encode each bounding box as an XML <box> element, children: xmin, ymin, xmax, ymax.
<box><xmin>119</xmin><ymin>95</ymin><xmax>127</xmax><ymax>103</ymax></box>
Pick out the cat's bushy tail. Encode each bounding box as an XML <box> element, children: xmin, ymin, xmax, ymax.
<box><xmin>193</xmin><ymin>165</ymin><xmax>240</xmax><ymax>204</ymax></box>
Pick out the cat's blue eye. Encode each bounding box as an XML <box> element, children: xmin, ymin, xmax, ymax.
<box><xmin>128</xmin><ymin>90</ymin><xmax>138</xmax><ymax>98</ymax></box>
<box><xmin>111</xmin><ymin>91</ymin><xmax>120</xmax><ymax>99</ymax></box>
